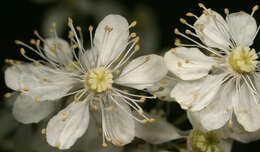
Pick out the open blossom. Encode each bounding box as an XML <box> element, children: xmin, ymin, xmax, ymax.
<box><xmin>164</xmin><ymin>3</ymin><xmax>260</xmax><ymax>132</ymax></box>
<box><xmin>5</xmin><ymin>14</ymin><xmax>168</xmax><ymax>149</ymax></box>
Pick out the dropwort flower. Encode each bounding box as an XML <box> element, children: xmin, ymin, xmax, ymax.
<box><xmin>5</xmin><ymin>14</ymin><xmax>167</xmax><ymax>149</ymax></box>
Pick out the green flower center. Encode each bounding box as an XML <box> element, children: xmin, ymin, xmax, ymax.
<box><xmin>228</xmin><ymin>46</ymin><xmax>258</xmax><ymax>73</ymax></box>
<box><xmin>86</xmin><ymin>67</ymin><xmax>113</xmax><ymax>93</ymax></box>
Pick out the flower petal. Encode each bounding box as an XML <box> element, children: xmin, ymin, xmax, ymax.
<box><xmin>194</xmin><ymin>9</ymin><xmax>231</xmax><ymax>50</ymax></box>
<box><xmin>94</xmin><ymin>14</ymin><xmax>129</xmax><ymax>66</ymax></box>
<box><xmin>171</xmin><ymin>73</ymin><xmax>227</xmax><ymax>111</ymax></box>
<box><xmin>79</xmin><ymin>48</ymin><xmax>98</xmax><ymax>69</ymax></box>
<box><xmin>226</xmin><ymin>11</ymin><xmax>257</xmax><ymax>47</ymax></box>
<box><xmin>5</xmin><ymin>63</ymin><xmax>80</xmax><ymax>102</ymax></box>
<box><xmin>115</xmin><ymin>55</ymin><xmax>168</xmax><ymax>90</ymax></box>
<box><xmin>13</xmin><ymin>95</ymin><xmax>59</xmax><ymax>124</ymax></box>
<box><xmin>146</xmin><ymin>74</ymin><xmax>178</xmax><ymax>101</ymax></box>
<box><xmin>187</xmin><ymin>80</ymin><xmax>234</xmax><ymax>130</ymax></box>
<box><xmin>103</xmin><ymin>95</ymin><xmax>135</xmax><ymax>146</ymax></box>
<box><xmin>44</xmin><ymin>38</ymin><xmax>73</xmax><ymax>65</ymax></box>
<box><xmin>135</xmin><ymin>114</ymin><xmax>183</xmax><ymax>144</ymax></box>
<box><xmin>233</xmin><ymin>81</ymin><xmax>260</xmax><ymax>132</ymax></box>
<box><xmin>46</xmin><ymin>99</ymin><xmax>90</xmax><ymax>149</ymax></box>
<box><xmin>164</xmin><ymin>47</ymin><xmax>217</xmax><ymax>80</ymax></box>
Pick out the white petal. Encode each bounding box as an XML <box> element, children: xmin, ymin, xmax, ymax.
<box><xmin>13</xmin><ymin>95</ymin><xmax>58</xmax><ymax>124</ymax></box>
<box><xmin>94</xmin><ymin>14</ymin><xmax>129</xmax><ymax>66</ymax></box>
<box><xmin>226</xmin><ymin>11</ymin><xmax>257</xmax><ymax>47</ymax></box>
<box><xmin>194</xmin><ymin>9</ymin><xmax>231</xmax><ymax>49</ymax></box>
<box><xmin>135</xmin><ymin>114</ymin><xmax>183</xmax><ymax>144</ymax></box>
<box><xmin>187</xmin><ymin>80</ymin><xmax>234</xmax><ymax>130</ymax></box>
<box><xmin>219</xmin><ymin>139</ymin><xmax>233</xmax><ymax>152</ymax></box>
<box><xmin>5</xmin><ymin>63</ymin><xmax>80</xmax><ymax>101</ymax></box>
<box><xmin>44</xmin><ymin>38</ymin><xmax>73</xmax><ymax>65</ymax></box>
<box><xmin>115</xmin><ymin>55</ymin><xmax>168</xmax><ymax>90</ymax></box>
<box><xmin>164</xmin><ymin>47</ymin><xmax>217</xmax><ymax>80</ymax></box>
<box><xmin>146</xmin><ymin>74</ymin><xmax>178</xmax><ymax>101</ymax></box>
<box><xmin>79</xmin><ymin>48</ymin><xmax>98</xmax><ymax>69</ymax></box>
<box><xmin>233</xmin><ymin>82</ymin><xmax>260</xmax><ymax>132</ymax></box>
<box><xmin>219</xmin><ymin>115</ymin><xmax>260</xmax><ymax>143</ymax></box>
<box><xmin>171</xmin><ymin>73</ymin><xmax>227</xmax><ymax>111</ymax></box>
<box><xmin>46</xmin><ymin>100</ymin><xmax>90</xmax><ymax>149</ymax></box>
<box><xmin>103</xmin><ymin>96</ymin><xmax>135</xmax><ymax>146</ymax></box>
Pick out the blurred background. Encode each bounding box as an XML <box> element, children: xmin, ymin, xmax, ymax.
<box><xmin>1</xmin><ymin>0</ymin><xmax>260</xmax><ymax>151</ymax></box>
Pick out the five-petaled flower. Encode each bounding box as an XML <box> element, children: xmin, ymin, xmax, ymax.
<box><xmin>4</xmin><ymin>14</ymin><xmax>167</xmax><ymax>149</ymax></box>
<box><xmin>164</xmin><ymin>3</ymin><xmax>260</xmax><ymax>132</ymax></box>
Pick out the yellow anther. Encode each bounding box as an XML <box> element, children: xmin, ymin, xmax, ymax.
<box><xmin>200</xmin><ymin>36</ymin><xmax>205</xmax><ymax>41</ymax></box>
<box><xmin>92</xmin><ymin>105</ymin><xmax>99</xmax><ymax>111</ymax></box>
<box><xmin>35</xmin><ymin>97</ymin><xmax>40</xmax><ymax>103</ymax></box>
<box><xmin>43</xmin><ymin>78</ymin><xmax>49</xmax><ymax>82</ymax></box>
<box><xmin>158</xmin><ymin>87</ymin><xmax>165</xmax><ymax>91</ymax></box>
<box><xmin>217</xmin><ymin>58</ymin><xmax>222</xmax><ymax>63</ymax></box>
<box><xmin>224</xmin><ymin>8</ymin><xmax>229</xmax><ymax>15</ymax></box>
<box><xmin>23</xmin><ymin>88</ymin><xmax>30</xmax><ymax>91</ymax></box>
<box><xmin>134</xmin><ymin>36</ymin><xmax>140</xmax><ymax>43</ymax></box>
<box><xmin>34</xmin><ymin>61</ymin><xmax>39</xmax><ymax>66</ymax></box>
<box><xmin>9</xmin><ymin>59</ymin><xmax>14</xmax><ymax>64</ymax></box>
<box><xmin>228</xmin><ymin>121</ymin><xmax>233</xmax><ymax>127</ymax></box>
<box><xmin>179</xmin><ymin>18</ymin><xmax>186</xmax><ymax>24</ymax></box>
<box><xmin>15</xmin><ymin>40</ymin><xmax>22</xmax><ymax>45</ymax></box>
<box><xmin>36</xmin><ymin>40</ymin><xmax>40</xmax><ymax>47</ymax></box>
<box><xmin>41</xmin><ymin>128</ymin><xmax>46</xmax><ymax>135</ymax></box>
<box><xmin>56</xmin><ymin>141</ymin><xmax>61</xmax><ymax>148</ymax></box>
<box><xmin>52</xmin><ymin>22</ymin><xmax>56</xmax><ymax>28</ymax></box>
<box><xmin>253</xmin><ymin>5</ymin><xmax>259</xmax><ymax>12</ymax></box>
<box><xmin>33</xmin><ymin>30</ymin><xmax>39</xmax><ymax>35</ymax></box>
<box><xmin>20</xmin><ymin>93</ymin><xmax>24</xmax><ymax>97</ymax></box>
<box><xmin>209</xmin><ymin>53</ymin><xmax>216</xmax><ymax>57</ymax></box>
<box><xmin>30</xmin><ymin>39</ymin><xmax>36</xmax><ymax>45</ymax></box>
<box><xmin>123</xmin><ymin>90</ymin><xmax>128</xmax><ymax>94</ymax></box>
<box><xmin>138</xmin><ymin>109</ymin><xmax>144</xmax><ymax>115</ymax></box>
<box><xmin>212</xmin><ymin>65</ymin><xmax>217</xmax><ymax>69</ymax></box>
<box><xmin>76</xmin><ymin>26</ymin><xmax>81</xmax><ymax>31</ymax></box>
<box><xmin>68</xmin><ymin>17</ymin><xmax>73</xmax><ymax>27</ymax></box>
<box><xmin>4</xmin><ymin>92</ymin><xmax>12</xmax><ymax>98</ymax></box>
<box><xmin>170</xmin><ymin>48</ymin><xmax>176</xmax><ymax>53</ymax></box>
<box><xmin>115</xmin><ymin>69</ymin><xmax>120</xmax><ymax>75</ymax></box>
<box><xmin>57</xmin><ymin>43</ymin><xmax>62</xmax><ymax>49</ymax></box>
<box><xmin>61</xmin><ymin>117</ymin><xmax>67</xmax><ymax>122</ymax></box>
<box><xmin>16</xmin><ymin>61</ymin><xmax>21</xmax><ymax>64</ymax></box>
<box><xmin>203</xmin><ymin>10</ymin><xmax>209</xmax><ymax>15</ymax></box>
<box><xmin>108</xmin><ymin>106</ymin><xmax>115</xmax><ymax>111</ymax></box>
<box><xmin>186</xmin><ymin>12</ymin><xmax>194</xmax><ymax>17</ymax></box>
<box><xmin>174</xmin><ymin>28</ymin><xmax>180</xmax><ymax>34</ymax></box>
<box><xmin>160</xmin><ymin>80</ymin><xmax>167</xmax><ymax>84</ymax></box>
<box><xmin>198</xmin><ymin>3</ymin><xmax>205</xmax><ymax>8</ymax></box>
<box><xmin>199</xmin><ymin>26</ymin><xmax>204</xmax><ymax>32</ymax></box>
<box><xmin>107</xmin><ymin>138</ymin><xmax>112</xmax><ymax>142</ymax></box>
<box><xmin>130</xmin><ymin>32</ymin><xmax>137</xmax><ymax>37</ymax></box>
<box><xmin>102</xmin><ymin>143</ymin><xmax>108</xmax><ymax>148</ymax></box>
<box><xmin>50</xmin><ymin>47</ymin><xmax>56</xmax><ymax>52</ymax></box>
<box><xmin>135</xmin><ymin>45</ymin><xmax>140</xmax><ymax>51</ymax></box>
<box><xmin>130</xmin><ymin>21</ymin><xmax>137</xmax><ymax>28</ymax></box>
<box><xmin>145</xmin><ymin>56</ymin><xmax>151</xmax><ymax>61</ymax></box>
<box><xmin>89</xmin><ymin>25</ymin><xmax>93</xmax><ymax>31</ymax></box>
<box><xmin>72</xmin><ymin>44</ymin><xmax>78</xmax><ymax>49</ymax></box>
<box><xmin>104</xmin><ymin>25</ymin><xmax>113</xmax><ymax>32</ymax></box>
<box><xmin>153</xmin><ymin>93</ymin><xmax>158</xmax><ymax>98</ymax></box>
<box><xmin>185</xmin><ymin>60</ymin><xmax>190</xmax><ymax>64</ymax></box>
<box><xmin>20</xmin><ymin>48</ymin><xmax>26</xmax><ymax>55</ymax></box>
<box><xmin>193</xmin><ymin>92</ymin><xmax>198</xmax><ymax>100</ymax></box>
<box><xmin>174</xmin><ymin>39</ymin><xmax>181</xmax><ymax>46</ymax></box>
<box><xmin>159</xmin><ymin>96</ymin><xmax>166</xmax><ymax>100</ymax></box>
<box><xmin>140</xmin><ymin>97</ymin><xmax>146</xmax><ymax>103</ymax></box>
<box><xmin>68</xmin><ymin>31</ymin><xmax>73</xmax><ymax>39</ymax></box>
<box><xmin>116</xmin><ymin>139</ymin><xmax>123</xmax><ymax>147</ymax></box>
<box><xmin>177</xmin><ymin>61</ymin><xmax>182</xmax><ymax>67</ymax></box>
<box><xmin>185</xmin><ymin>29</ymin><xmax>192</xmax><ymax>35</ymax></box>
<box><xmin>188</xmin><ymin>105</ymin><xmax>193</xmax><ymax>109</ymax></box>
<box><xmin>141</xmin><ymin>119</ymin><xmax>148</xmax><ymax>124</ymax></box>
<box><xmin>149</xmin><ymin>118</ymin><xmax>156</xmax><ymax>123</ymax></box>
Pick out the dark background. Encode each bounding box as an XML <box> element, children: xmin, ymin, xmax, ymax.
<box><xmin>1</xmin><ymin>0</ymin><xmax>260</xmax><ymax>151</ymax></box>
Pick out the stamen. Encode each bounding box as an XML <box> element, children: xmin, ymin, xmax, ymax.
<box><xmin>224</xmin><ymin>8</ymin><xmax>229</xmax><ymax>15</ymax></box>
<box><xmin>129</xmin><ymin>21</ymin><xmax>137</xmax><ymax>28</ymax></box>
<box><xmin>41</xmin><ymin>128</ymin><xmax>46</xmax><ymax>135</ymax></box>
<box><xmin>4</xmin><ymin>92</ymin><xmax>12</xmax><ymax>98</ymax></box>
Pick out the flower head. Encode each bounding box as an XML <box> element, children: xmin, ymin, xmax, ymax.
<box><xmin>165</xmin><ymin>3</ymin><xmax>260</xmax><ymax>132</ymax></box>
<box><xmin>5</xmin><ymin>14</ymin><xmax>168</xmax><ymax>149</ymax></box>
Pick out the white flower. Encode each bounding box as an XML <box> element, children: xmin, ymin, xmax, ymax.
<box><xmin>164</xmin><ymin>3</ymin><xmax>260</xmax><ymax>132</ymax></box>
<box><xmin>5</xmin><ymin>14</ymin><xmax>167</xmax><ymax>149</ymax></box>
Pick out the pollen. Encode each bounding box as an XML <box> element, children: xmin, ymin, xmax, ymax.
<box><xmin>160</xmin><ymin>80</ymin><xmax>167</xmax><ymax>84</ymax></box>
<box><xmin>177</xmin><ymin>61</ymin><xmax>182</xmax><ymax>67</ymax></box>
<box><xmin>228</xmin><ymin>46</ymin><xmax>258</xmax><ymax>73</ymax></box>
<box><xmin>193</xmin><ymin>92</ymin><xmax>199</xmax><ymax>100</ymax></box>
<box><xmin>4</xmin><ymin>92</ymin><xmax>12</xmax><ymax>98</ymax></box>
<box><xmin>140</xmin><ymin>97</ymin><xmax>146</xmax><ymax>102</ymax></box>
<box><xmin>56</xmin><ymin>141</ymin><xmax>61</xmax><ymax>148</ymax></box>
<box><xmin>41</xmin><ymin>128</ymin><xmax>46</xmax><ymax>135</ymax></box>
<box><xmin>102</xmin><ymin>143</ymin><xmax>108</xmax><ymax>148</ymax></box>
<box><xmin>35</xmin><ymin>97</ymin><xmax>40</xmax><ymax>102</ymax></box>
<box><xmin>149</xmin><ymin>118</ymin><xmax>156</xmax><ymax>123</ymax></box>
<box><xmin>86</xmin><ymin>67</ymin><xmax>113</xmax><ymax>93</ymax></box>
<box><xmin>170</xmin><ymin>48</ymin><xmax>176</xmax><ymax>53</ymax></box>
<box><xmin>104</xmin><ymin>25</ymin><xmax>113</xmax><ymax>32</ymax></box>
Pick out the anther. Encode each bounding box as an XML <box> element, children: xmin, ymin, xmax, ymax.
<box><xmin>228</xmin><ymin>121</ymin><xmax>233</xmax><ymax>127</ymax></box>
<box><xmin>174</xmin><ymin>39</ymin><xmax>181</xmax><ymax>46</ymax></box>
<box><xmin>61</xmin><ymin>117</ymin><xmax>67</xmax><ymax>122</ymax></box>
<box><xmin>102</xmin><ymin>143</ymin><xmax>108</xmax><ymax>148</ymax></box>
<box><xmin>68</xmin><ymin>17</ymin><xmax>73</xmax><ymax>27</ymax></box>
<box><xmin>89</xmin><ymin>25</ymin><xmax>93</xmax><ymax>31</ymax></box>
<box><xmin>76</xmin><ymin>26</ymin><xmax>81</xmax><ymax>31</ymax></box>
<box><xmin>30</xmin><ymin>39</ymin><xmax>36</xmax><ymax>45</ymax></box>
<box><xmin>104</xmin><ymin>25</ymin><xmax>113</xmax><ymax>32</ymax></box>
<box><xmin>116</xmin><ymin>139</ymin><xmax>123</xmax><ymax>147</ymax></box>
<box><xmin>41</xmin><ymin>128</ymin><xmax>46</xmax><ymax>135</ymax></box>
<box><xmin>108</xmin><ymin>106</ymin><xmax>115</xmax><ymax>111</ymax></box>
<box><xmin>34</xmin><ymin>61</ymin><xmax>39</xmax><ymax>66</ymax></box>
<box><xmin>145</xmin><ymin>56</ymin><xmax>151</xmax><ymax>61</ymax></box>
<box><xmin>134</xmin><ymin>36</ymin><xmax>140</xmax><ymax>43</ymax></box>
<box><xmin>135</xmin><ymin>45</ymin><xmax>140</xmax><ymax>51</ymax></box>
<box><xmin>140</xmin><ymin>97</ymin><xmax>146</xmax><ymax>103</ymax></box>
<box><xmin>158</xmin><ymin>87</ymin><xmax>164</xmax><ymax>91</ymax></box>
<box><xmin>141</xmin><ymin>119</ymin><xmax>148</xmax><ymax>124</ymax></box>
<box><xmin>224</xmin><ymin>8</ymin><xmax>229</xmax><ymax>15</ymax></box>
<box><xmin>50</xmin><ymin>47</ymin><xmax>56</xmax><ymax>52</ymax></box>
<box><xmin>33</xmin><ymin>30</ymin><xmax>39</xmax><ymax>35</ymax></box>
<box><xmin>56</xmin><ymin>142</ymin><xmax>61</xmax><ymax>148</ymax></box>
<box><xmin>4</xmin><ymin>92</ymin><xmax>12</xmax><ymax>98</ymax></box>
<box><xmin>23</xmin><ymin>88</ymin><xmax>30</xmax><ymax>91</ymax></box>
<box><xmin>174</xmin><ymin>28</ymin><xmax>180</xmax><ymax>35</ymax></box>
<box><xmin>68</xmin><ymin>31</ymin><xmax>73</xmax><ymax>39</ymax></box>
<box><xmin>52</xmin><ymin>22</ymin><xmax>56</xmax><ymax>28</ymax></box>
<box><xmin>107</xmin><ymin>138</ymin><xmax>112</xmax><ymax>142</ymax></box>
<box><xmin>186</xmin><ymin>12</ymin><xmax>194</xmax><ymax>17</ymax></box>
<box><xmin>138</xmin><ymin>109</ymin><xmax>144</xmax><ymax>115</ymax></box>
<box><xmin>92</xmin><ymin>105</ymin><xmax>99</xmax><ymax>111</ymax></box>
<box><xmin>160</xmin><ymin>80</ymin><xmax>167</xmax><ymax>84</ymax></box>
<box><xmin>20</xmin><ymin>48</ymin><xmax>26</xmax><ymax>55</ymax></box>
<box><xmin>185</xmin><ymin>60</ymin><xmax>190</xmax><ymax>64</ymax></box>
<box><xmin>129</xmin><ymin>21</ymin><xmax>137</xmax><ymax>28</ymax></box>
<box><xmin>177</xmin><ymin>61</ymin><xmax>182</xmax><ymax>67</ymax></box>
<box><xmin>188</xmin><ymin>105</ymin><xmax>193</xmax><ymax>109</ymax></box>
<box><xmin>203</xmin><ymin>10</ymin><xmax>209</xmax><ymax>15</ymax></box>
<box><xmin>179</xmin><ymin>18</ymin><xmax>186</xmax><ymax>24</ymax></box>
<box><xmin>193</xmin><ymin>92</ymin><xmax>198</xmax><ymax>100</ymax></box>
<box><xmin>57</xmin><ymin>43</ymin><xmax>62</xmax><ymax>49</ymax></box>
<box><xmin>170</xmin><ymin>48</ymin><xmax>176</xmax><ymax>53</ymax></box>
<box><xmin>62</xmin><ymin>111</ymin><xmax>67</xmax><ymax>115</ymax></box>
<box><xmin>35</xmin><ymin>97</ymin><xmax>40</xmax><ymax>102</ymax></box>
<box><xmin>185</xmin><ymin>29</ymin><xmax>192</xmax><ymax>35</ymax></box>
<box><xmin>209</xmin><ymin>53</ymin><xmax>216</xmax><ymax>57</ymax></box>
<box><xmin>15</xmin><ymin>40</ymin><xmax>22</xmax><ymax>45</ymax></box>
<box><xmin>36</xmin><ymin>40</ymin><xmax>40</xmax><ymax>47</ymax></box>
<box><xmin>198</xmin><ymin>3</ymin><xmax>205</xmax><ymax>8</ymax></box>
<box><xmin>153</xmin><ymin>93</ymin><xmax>158</xmax><ymax>98</ymax></box>
<box><xmin>253</xmin><ymin>5</ymin><xmax>259</xmax><ymax>12</ymax></box>
<box><xmin>130</xmin><ymin>32</ymin><xmax>137</xmax><ymax>37</ymax></box>
<box><xmin>149</xmin><ymin>118</ymin><xmax>156</xmax><ymax>123</ymax></box>
<box><xmin>115</xmin><ymin>69</ymin><xmax>120</xmax><ymax>75</ymax></box>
